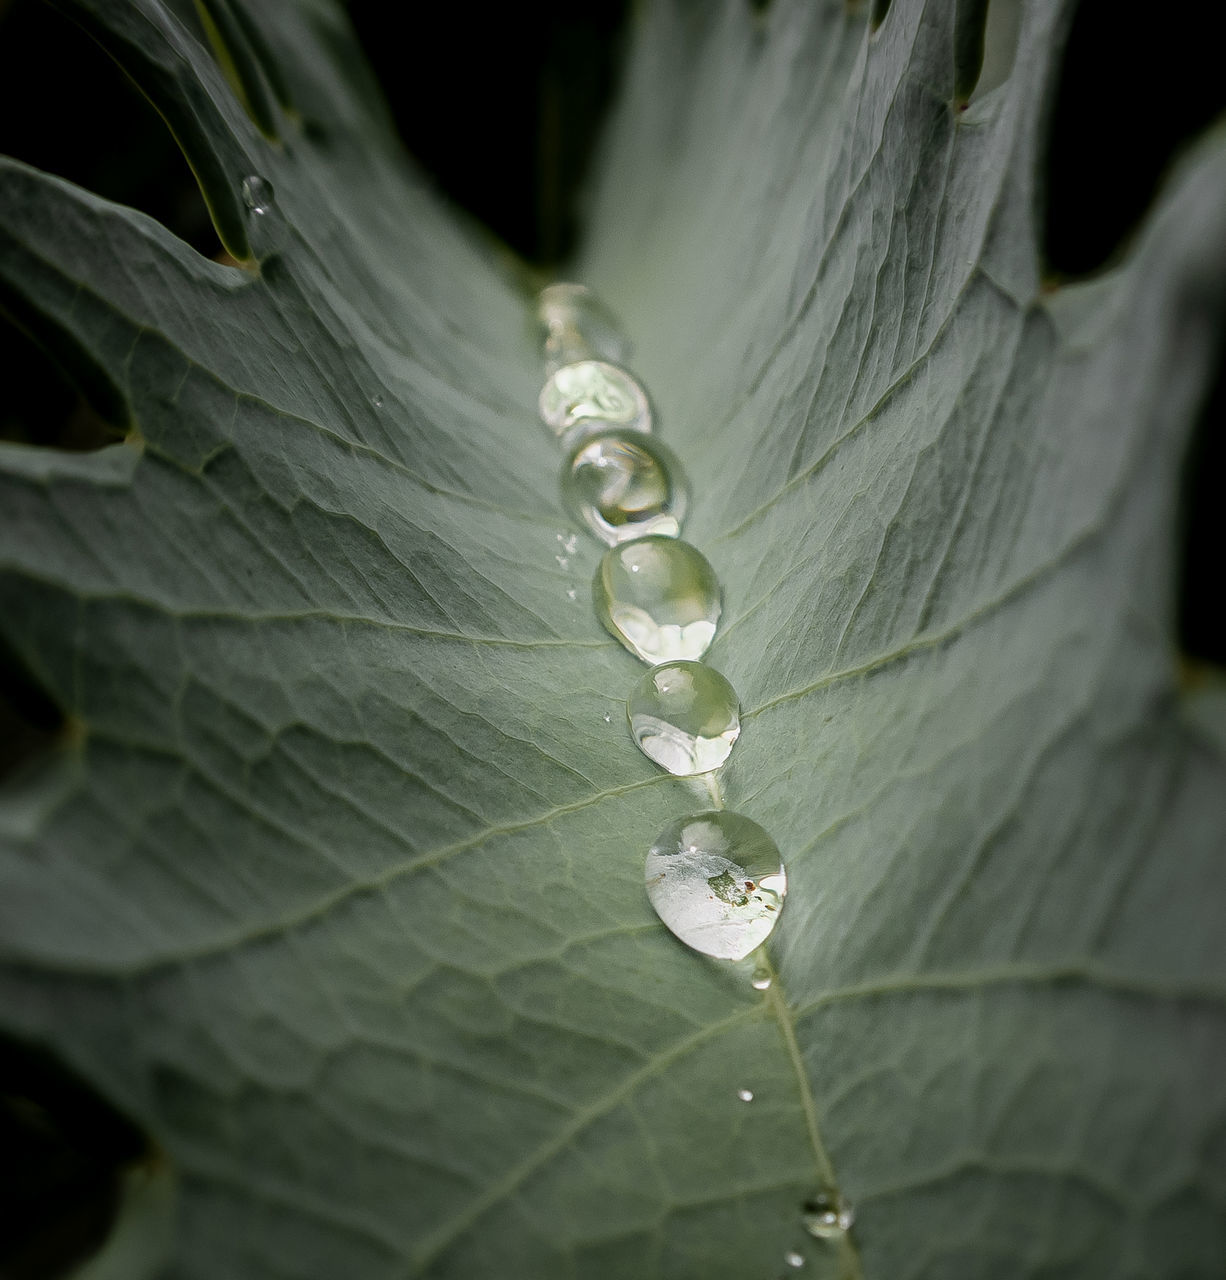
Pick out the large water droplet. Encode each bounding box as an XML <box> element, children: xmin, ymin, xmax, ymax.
<box><xmin>736</xmin><ymin>1088</ymin><xmax>754</xmax><ymax>1103</ymax></box>
<box><xmin>537</xmin><ymin>283</ymin><xmax>628</xmax><ymax>370</ymax></box>
<box><xmin>593</xmin><ymin>537</ymin><xmax>721</xmax><ymax>664</ymax></box>
<box><xmin>750</xmin><ymin>967</ymin><xmax>772</xmax><ymax>991</ymax></box>
<box><xmin>644</xmin><ymin>811</ymin><xmax>787</xmax><ymax>960</ymax></box>
<box><xmin>241</xmin><ymin>174</ymin><xmax>275</xmax><ymax>216</ymax></box>
<box><xmin>562</xmin><ymin>430</ymin><xmax>687</xmax><ymax>546</ymax></box>
<box><xmin>627</xmin><ymin>660</ymin><xmax>740</xmax><ymax>775</ymax></box>
<box><xmin>539</xmin><ymin>361</ymin><xmax>650</xmax><ymax>441</ymax></box>
<box><xmin>801</xmin><ymin>1191</ymin><xmax>854</xmax><ymax>1239</ymax></box>
<box><xmin>785</xmin><ymin>1250</ymin><xmax>806</xmax><ymax>1268</ymax></box>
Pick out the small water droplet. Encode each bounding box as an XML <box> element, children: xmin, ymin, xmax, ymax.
<box><xmin>602</xmin><ymin>711</ymin><xmax>613</xmax><ymax>724</ymax></box>
<box><xmin>751</xmin><ymin>967</ymin><xmax>772</xmax><ymax>991</ymax></box>
<box><xmin>241</xmin><ymin>174</ymin><xmax>275</xmax><ymax>215</ymax></box>
<box><xmin>566</xmin><ymin>588</ymin><xmax>577</xmax><ymax>601</ymax></box>
<box><xmin>371</xmin><ymin>393</ymin><xmax>384</xmax><ymax>408</ymax></box>
<box><xmin>537</xmin><ymin>283</ymin><xmax>629</xmax><ymax>370</ymax></box>
<box><xmin>736</xmin><ymin>1088</ymin><xmax>753</xmax><ymax>1102</ymax></box>
<box><xmin>785</xmin><ymin>1251</ymin><xmax>805</xmax><ymax>1269</ymax></box>
<box><xmin>556</xmin><ymin>532</ymin><xmax>578</xmax><ymax>555</ymax></box>
<box><xmin>628</xmin><ymin>660</ymin><xmax>740</xmax><ymax>775</ymax></box>
<box><xmin>644</xmin><ymin>811</ymin><xmax>787</xmax><ymax>960</ymax></box>
<box><xmin>594</xmin><ymin>537</ymin><xmax>722</xmax><ymax>664</ymax></box>
<box><xmin>555</xmin><ymin>555</ymin><xmax>570</xmax><ymax>569</ymax></box>
<box><xmin>801</xmin><ymin>1190</ymin><xmax>854</xmax><ymax>1239</ymax></box>
<box><xmin>539</xmin><ymin>360</ymin><xmax>650</xmax><ymax>439</ymax></box>
<box><xmin>561</xmin><ymin>430</ymin><xmax>687</xmax><ymax>546</ymax></box>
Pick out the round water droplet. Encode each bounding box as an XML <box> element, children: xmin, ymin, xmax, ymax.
<box><xmin>562</xmin><ymin>430</ymin><xmax>687</xmax><ymax>546</ymax></box>
<box><xmin>627</xmin><ymin>660</ymin><xmax>740</xmax><ymax>775</ymax></box>
<box><xmin>537</xmin><ymin>283</ymin><xmax>628</xmax><ymax>369</ymax></box>
<box><xmin>371</xmin><ymin>393</ymin><xmax>384</xmax><ymax>408</ymax></box>
<box><xmin>241</xmin><ymin>174</ymin><xmax>275</xmax><ymax>215</ymax></box>
<box><xmin>736</xmin><ymin>1087</ymin><xmax>754</xmax><ymax>1103</ymax></box>
<box><xmin>644</xmin><ymin>811</ymin><xmax>787</xmax><ymax>960</ymax></box>
<box><xmin>539</xmin><ymin>361</ymin><xmax>650</xmax><ymax>440</ymax></box>
<box><xmin>785</xmin><ymin>1250</ymin><xmax>805</xmax><ymax>1269</ymax></box>
<box><xmin>602</xmin><ymin>711</ymin><xmax>613</xmax><ymax>724</ymax></box>
<box><xmin>801</xmin><ymin>1191</ymin><xmax>854</xmax><ymax>1239</ymax></box>
<box><xmin>593</xmin><ymin>537</ymin><xmax>721</xmax><ymax>664</ymax></box>
<box><xmin>750</xmin><ymin>967</ymin><xmax>772</xmax><ymax>991</ymax></box>
<box><xmin>566</xmin><ymin>588</ymin><xmax>577</xmax><ymax>602</ymax></box>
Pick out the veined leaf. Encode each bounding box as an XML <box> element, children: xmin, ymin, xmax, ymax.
<box><xmin>2</xmin><ymin>2</ymin><xmax>1225</xmax><ymax>1277</ymax></box>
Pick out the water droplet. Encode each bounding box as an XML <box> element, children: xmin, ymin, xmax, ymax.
<box><xmin>785</xmin><ymin>1251</ymin><xmax>805</xmax><ymax>1269</ymax></box>
<box><xmin>644</xmin><ymin>811</ymin><xmax>787</xmax><ymax>960</ymax></box>
<box><xmin>539</xmin><ymin>360</ymin><xmax>651</xmax><ymax>440</ymax></box>
<box><xmin>750</xmin><ymin>967</ymin><xmax>772</xmax><ymax>991</ymax></box>
<box><xmin>241</xmin><ymin>174</ymin><xmax>275</xmax><ymax>215</ymax></box>
<box><xmin>628</xmin><ymin>660</ymin><xmax>740</xmax><ymax>775</ymax></box>
<box><xmin>556</xmin><ymin>555</ymin><xmax>570</xmax><ymax>570</ymax></box>
<box><xmin>602</xmin><ymin>711</ymin><xmax>612</xmax><ymax>724</ymax></box>
<box><xmin>566</xmin><ymin>588</ymin><xmax>577</xmax><ymax>601</ymax></box>
<box><xmin>561</xmin><ymin>430</ymin><xmax>687</xmax><ymax>546</ymax></box>
<box><xmin>801</xmin><ymin>1191</ymin><xmax>854</xmax><ymax>1239</ymax></box>
<box><xmin>556</xmin><ymin>532</ymin><xmax>578</xmax><ymax>555</ymax></box>
<box><xmin>371</xmin><ymin>393</ymin><xmax>384</xmax><ymax>408</ymax></box>
<box><xmin>593</xmin><ymin>536</ymin><xmax>722</xmax><ymax>664</ymax></box>
<box><xmin>537</xmin><ymin>283</ymin><xmax>629</xmax><ymax>369</ymax></box>
<box><xmin>736</xmin><ymin>1087</ymin><xmax>754</xmax><ymax>1102</ymax></box>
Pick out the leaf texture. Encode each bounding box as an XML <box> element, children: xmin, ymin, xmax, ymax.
<box><xmin>2</xmin><ymin>2</ymin><xmax>1225</xmax><ymax>1277</ymax></box>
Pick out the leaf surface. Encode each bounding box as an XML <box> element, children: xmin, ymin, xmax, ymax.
<box><xmin>2</xmin><ymin>2</ymin><xmax>1225</xmax><ymax>1277</ymax></box>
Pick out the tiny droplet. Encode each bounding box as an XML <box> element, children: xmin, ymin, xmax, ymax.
<box><xmin>602</xmin><ymin>712</ymin><xmax>612</xmax><ymax>724</ymax></box>
<box><xmin>785</xmin><ymin>1251</ymin><xmax>805</xmax><ymax>1269</ymax></box>
<box><xmin>751</xmin><ymin>967</ymin><xmax>772</xmax><ymax>991</ymax></box>
<box><xmin>556</xmin><ymin>555</ymin><xmax>570</xmax><ymax>569</ymax></box>
<box><xmin>736</xmin><ymin>1088</ymin><xmax>753</xmax><ymax>1103</ymax></box>
<box><xmin>241</xmin><ymin>174</ymin><xmax>275</xmax><ymax>215</ymax></box>
<box><xmin>801</xmin><ymin>1190</ymin><xmax>855</xmax><ymax>1239</ymax></box>
<box><xmin>371</xmin><ymin>393</ymin><xmax>384</xmax><ymax>408</ymax></box>
<box><xmin>566</xmin><ymin>588</ymin><xmax>577</xmax><ymax>601</ymax></box>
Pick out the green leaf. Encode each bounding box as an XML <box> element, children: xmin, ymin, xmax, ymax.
<box><xmin>3</xmin><ymin>2</ymin><xmax>1225</xmax><ymax>1277</ymax></box>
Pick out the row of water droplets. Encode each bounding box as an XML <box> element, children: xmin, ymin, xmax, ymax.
<box><xmin>532</xmin><ymin>285</ymin><xmax>853</xmax><ymax>1269</ymax></box>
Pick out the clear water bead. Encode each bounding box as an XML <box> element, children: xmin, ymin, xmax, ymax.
<box><xmin>562</xmin><ymin>430</ymin><xmax>687</xmax><ymax>546</ymax></box>
<box><xmin>627</xmin><ymin>661</ymin><xmax>740</xmax><ymax>775</ymax></box>
<box><xmin>801</xmin><ymin>1191</ymin><xmax>855</xmax><ymax>1239</ymax></box>
<box><xmin>241</xmin><ymin>174</ymin><xmax>274</xmax><ymax>215</ymax></box>
<box><xmin>750</xmin><ymin>967</ymin><xmax>772</xmax><ymax>991</ymax></box>
<box><xmin>644</xmin><ymin>811</ymin><xmax>787</xmax><ymax>960</ymax></box>
<box><xmin>539</xmin><ymin>361</ymin><xmax>650</xmax><ymax>441</ymax></box>
<box><xmin>593</xmin><ymin>537</ymin><xmax>722</xmax><ymax>664</ymax></box>
<box><xmin>736</xmin><ymin>1088</ymin><xmax>754</xmax><ymax>1103</ymax></box>
<box><xmin>537</xmin><ymin>283</ymin><xmax>628</xmax><ymax>369</ymax></box>
<box><xmin>785</xmin><ymin>1251</ymin><xmax>806</xmax><ymax>1268</ymax></box>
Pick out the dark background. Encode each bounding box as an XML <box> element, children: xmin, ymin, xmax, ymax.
<box><xmin>0</xmin><ymin>1</ymin><xmax>1223</xmax><ymax>1276</ymax></box>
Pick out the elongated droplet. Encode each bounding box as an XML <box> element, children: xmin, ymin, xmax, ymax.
<box><xmin>802</xmin><ymin>1191</ymin><xmax>855</xmax><ymax>1239</ymax></box>
<box><xmin>736</xmin><ymin>1088</ymin><xmax>754</xmax><ymax>1102</ymax></box>
<box><xmin>562</xmin><ymin>430</ymin><xmax>687</xmax><ymax>546</ymax></box>
<box><xmin>539</xmin><ymin>361</ymin><xmax>650</xmax><ymax>440</ymax></box>
<box><xmin>594</xmin><ymin>537</ymin><xmax>721</xmax><ymax>664</ymax></box>
<box><xmin>241</xmin><ymin>174</ymin><xmax>275</xmax><ymax>215</ymax></box>
<box><xmin>785</xmin><ymin>1250</ymin><xmax>805</xmax><ymax>1268</ymax></box>
<box><xmin>537</xmin><ymin>283</ymin><xmax>628</xmax><ymax>369</ymax></box>
<box><xmin>628</xmin><ymin>660</ymin><xmax>739</xmax><ymax>775</ymax></box>
<box><xmin>645</xmin><ymin>811</ymin><xmax>787</xmax><ymax>960</ymax></box>
<box><xmin>750</xmin><ymin>967</ymin><xmax>772</xmax><ymax>991</ymax></box>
